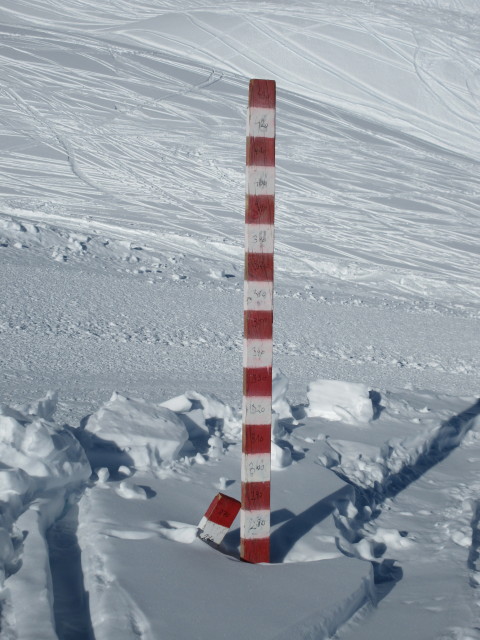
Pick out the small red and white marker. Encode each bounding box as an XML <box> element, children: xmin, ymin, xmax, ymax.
<box><xmin>241</xmin><ymin>79</ymin><xmax>276</xmax><ymax>564</ymax></box>
<box><xmin>198</xmin><ymin>493</ymin><xmax>241</xmax><ymax>545</ymax></box>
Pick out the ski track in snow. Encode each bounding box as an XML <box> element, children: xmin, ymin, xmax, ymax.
<box><xmin>0</xmin><ymin>5</ymin><xmax>479</xmax><ymax>309</ymax></box>
<box><xmin>0</xmin><ymin>0</ymin><xmax>480</xmax><ymax>638</ymax></box>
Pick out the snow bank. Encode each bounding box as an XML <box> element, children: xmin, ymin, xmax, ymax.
<box><xmin>84</xmin><ymin>392</ymin><xmax>189</xmax><ymax>472</ymax></box>
<box><xmin>0</xmin><ymin>393</ymin><xmax>90</xmax><ymax>487</ymax></box>
<box><xmin>306</xmin><ymin>380</ymin><xmax>373</xmax><ymax>424</ymax></box>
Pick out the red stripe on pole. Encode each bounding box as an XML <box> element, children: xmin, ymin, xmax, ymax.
<box><xmin>241</xmin><ymin>537</ymin><xmax>270</xmax><ymax>563</ymax></box>
<box><xmin>244</xmin><ymin>311</ymin><xmax>273</xmax><ymax>340</ymax></box>
<box><xmin>244</xmin><ymin>367</ymin><xmax>272</xmax><ymax>396</ymax></box>
<box><xmin>245</xmin><ymin>252</ymin><xmax>274</xmax><ymax>281</ymax></box>
<box><xmin>243</xmin><ymin>424</ymin><xmax>272</xmax><ymax>454</ymax></box>
<box><xmin>245</xmin><ymin>195</ymin><xmax>274</xmax><ymax>225</ymax></box>
<box><xmin>246</xmin><ymin>137</ymin><xmax>275</xmax><ymax>167</ymax></box>
<box><xmin>242</xmin><ymin>482</ymin><xmax>270</xmax><ymax>511</ymax></box>
<box><xmin>248</xmin><ymin>79</ymin><xmax>276</xmax><ymax>109</ymax></box>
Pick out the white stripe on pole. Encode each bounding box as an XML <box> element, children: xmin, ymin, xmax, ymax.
<box><xmin>244</xmin><ymin>281</ymin><xmax>274</xmax><ymax>311</ymax></box>
<box><xmin>242</xmin><ymin>397</ymin><xmax>272</xmax><ymax>425</ymax></box>
<box><xmin>242</xmin><ymin>453</ymin><xmax>271</xmax><ymax>482</ymax></box>
<box><xmin>240</xmin><ymin>509</ymin><xmax>271</xmax><ymax>539</ymax></box>
<box><xmin>243</xmin><ymin>339</ymin><xmax>274</xmax><ymax>368</ymax></box>
<box><xmin>247</xmin><ymin>108</ymin><xmax>276</xmax><ymax>138</ymax></box>
<box><xmin>245</xmin><ymin>224</ymin><xmax>275</xmax><ymax>254</ymax></box>
<box><xmin>246</xmin><ymin>167</ymin><xmax>275</xmax><ymax>196</ymax></box>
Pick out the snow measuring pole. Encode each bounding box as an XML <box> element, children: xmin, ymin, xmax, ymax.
<box><xmin>241</xmin><ymin>79</ymin><xmax>276</xmax><ymax>564</ymax></box>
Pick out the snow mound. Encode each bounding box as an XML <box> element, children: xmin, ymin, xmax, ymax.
<box><xmin>84</xmin><ymin>392</ymin><xmax>189</xmax><ymax>472</ymax></box>
<box><xmin>0</xmin><ymin>393</ymin><xmax>90</xmax><ymax>488</ymax></box>
<box><xmin>115</xmin><ymin>480</ymin><xmax>148</xmax><ymax>500</ymax></box>
<box><xmin>306</xmin><ymin>380</ymin><xmax>373</xmax><ymax>424</ymax></box>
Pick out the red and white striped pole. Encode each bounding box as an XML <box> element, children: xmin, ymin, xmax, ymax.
<box><xmin>240</xmin><ymin>79</ymin><xmax>276</xmax><ymax>564</ymax></box>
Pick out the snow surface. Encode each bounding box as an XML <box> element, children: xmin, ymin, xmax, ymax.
<box><xmin>0</xmin><ymin>0</ymin><xmax>479</xmax><ymax>638</ymax></box>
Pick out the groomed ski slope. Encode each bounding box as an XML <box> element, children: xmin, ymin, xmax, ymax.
<box><xmin>0</xmin><ymin>1</ymin><xmax>479</xmax><ymax>638</ymax></box>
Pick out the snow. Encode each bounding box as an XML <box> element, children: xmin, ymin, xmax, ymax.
<box><xmin>306</xmin><ymin>379</ymin><xmax>374</xmax><ymax>424</ymax></box>
<box><xmin>115</xmin><ymin>480</ymin><xmax>148</xmax><ymax>501</ymax></box>
<box><xmin>271</xmin><ymin>440</ymin><xmax>292</xmax><ymax>470</ymax></box>
<box><xmin>272</xmin><ymin>366</ymin><xmax>295</xmax><ymax>422</ymax></box>
<box><xmin>0</xmin><ymin>398</ymin><xmax>90</xmax><ymax>488</ymax></box>
<box><xmin>0</xmin><ymin>0</ymin><xmax>479</xmax><ymax>638</ymax></box>
<box><xmin>82</xmin><ymin>392</ymin><xmax>189</xmax><ymax>471</ymax></box>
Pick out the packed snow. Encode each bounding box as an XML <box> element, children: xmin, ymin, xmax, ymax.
<box><xmin>306</xmin><ymin>379</ymin><xmax>374</xmax><ymax>424</ymax></box>
<box><xmin>0</xmin><ymin>0</ymin><xmax>479</xmax><ymax>638</ymax></box>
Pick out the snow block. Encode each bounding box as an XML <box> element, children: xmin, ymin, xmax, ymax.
<box><xmin>272</xmin><ymin>367</ymin><xmax>294</xmax><ymax>420</ymax></box>
<box><xmin>0</xmin><ymin>467</ymin><xmax>31</xmax><ymax>498</ymax></box>
<box><xmin>306</xmin><ymin>380</ymin><xmax>373</xmax><ymax>424</ymax></box>
<box><xmin>160</xmin><ymin>394</ymin><xmax>193</xmax><ymax>413</ymax></box>
<box><xmin>185</xmin><ymin>390</ymin><xmax>241</xmax><ymax>440</ymax></box>
<box><xmin>271</xmin><ymin>441</ymin><xmax>292</xmax><ymax>469</ymax></box>
<box><xmin>84</xmin><ymin>392</ymin><xmax>189</xmax><ymax>471</ymax></box>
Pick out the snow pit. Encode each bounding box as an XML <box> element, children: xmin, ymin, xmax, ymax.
<box><xmin>84</xmin><ymin>392</ymin><xmax>189</xmax><ymax>472</ymax></box>
<box><xmin>306</xmin><ymin>379</ymin><xmax>374</xmax><ymax>424</ymax></box>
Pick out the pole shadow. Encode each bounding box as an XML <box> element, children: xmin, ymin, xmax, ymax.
<box><xmin>270</xmin><ymin>486</ymin><xmax>352</xmax><ymax>563</ymax></box>
<box><xmin>381</xmin><ymin>398</ymin><xmax>480</xmax><ymax>502</ymax></box>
